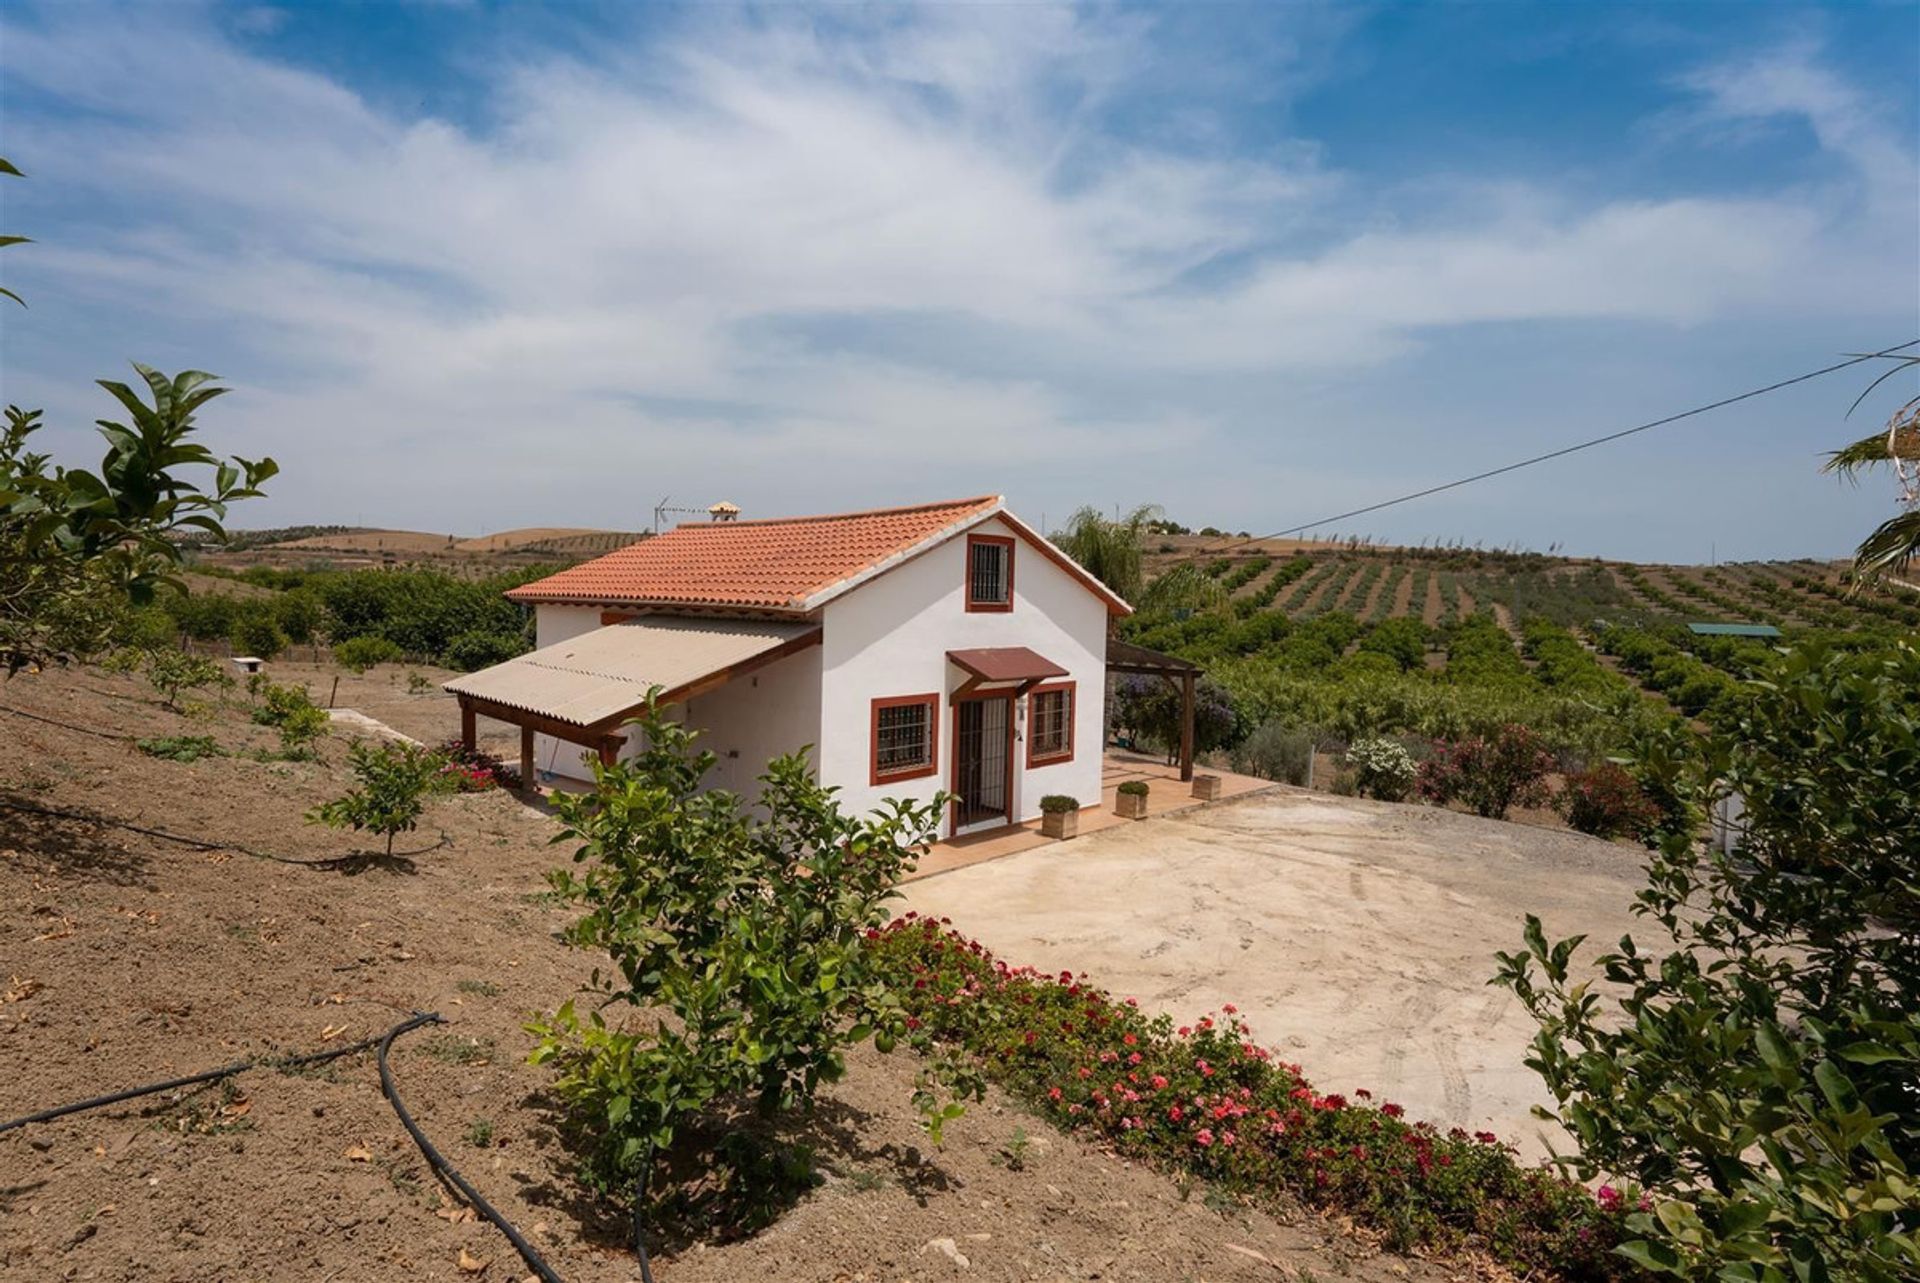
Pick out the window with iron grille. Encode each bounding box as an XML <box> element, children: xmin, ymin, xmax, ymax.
<box><xmin>966</xmin><ymin>535</ymin><xmax>1013</xmax><ymax>610</ymax></box>
<box><xmin>872</xmin><ymin>695</ymin><xmax>937</xmax><ymax>781</ymax></box>
<box><xmin>1028</xmin><ymin>684</ymin><xmax>1073</xmax><ymax>763</ymax></box>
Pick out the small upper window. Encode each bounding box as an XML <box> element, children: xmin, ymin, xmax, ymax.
<box><xmin>966</xmin><ymin>534</ymin><xmax>1014</xmax><ymax>611</ymax></box>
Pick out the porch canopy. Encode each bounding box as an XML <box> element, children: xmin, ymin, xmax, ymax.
<box><xmin>443</xmin><ymin>615</ymin><xmax>821</xmax><ymax>786</ymax></box>
<box><xmin>1105</xmin><ymin>637</ymin><xmax>1203</xmax><ymax>782</ymax></box>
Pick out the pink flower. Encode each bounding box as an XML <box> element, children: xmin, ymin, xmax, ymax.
<box><xmin>1194</xmin><ymin>1128</ymin><xmax>1214</xmax><ymax>1147</ymax></box>
<box><xmin>1150</xmin><ymin>1074</ymin><xmax>1168</xmax><ymax>1091</ymax></box>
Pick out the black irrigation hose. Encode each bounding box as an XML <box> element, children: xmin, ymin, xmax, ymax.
<box><xmin>2</xmin><ymin>1013</ymin><xmax>574</xmax><ymax>1282</ymax></box>
<box><xmin>633</xmin><ymin>1143</ymin><xmax>658</xmax><ymax>1283</ymax></box>
<box><xmin>377</xmin><ymin>1015</ymin><xmax>568</xmax><ymax>1283</ymax></box>
<box><xmin>0</xmin><ymin>1012</ymin><xmax>437</xmax><ymax>1137</ymax></box>
<box><xmin>0</xmin><ymin>701</ymin><xmax>137</xmax><ymax>740</ymax></box>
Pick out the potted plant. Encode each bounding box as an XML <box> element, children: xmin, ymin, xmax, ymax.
<box><xmin>1039</xmin><ymin>794</ymin><xmax>1080</xmax><ymax>840</ymax></box>
<box><xmin>1115</xmin><ymin>779</ymin><xmax>1150</xmax><ymax>820</ymax></box>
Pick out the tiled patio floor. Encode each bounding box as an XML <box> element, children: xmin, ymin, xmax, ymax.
<box><xmin>902</xmin><ymin>748</ymin><xmax>1274</xmax><ymax>882</ymax></box>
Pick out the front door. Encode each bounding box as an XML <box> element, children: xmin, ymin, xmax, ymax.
<box><xmin>952</xmin><ymin>693</ymin><xmax>1013</xmax><ymax>833</ymax></box>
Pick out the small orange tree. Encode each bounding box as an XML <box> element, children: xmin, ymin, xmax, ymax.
<box><xmin>530</xmin><ymin>701</ymin><xmax>975</xmax><ymax>1194</ymax></box>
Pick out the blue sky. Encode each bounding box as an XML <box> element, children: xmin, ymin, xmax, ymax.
<box><xmin>1</xmin><ymin>1</ymin><xmax>1915</xmax><ymax>561</ymax></box>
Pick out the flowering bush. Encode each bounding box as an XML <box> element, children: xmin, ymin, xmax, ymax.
<box><xmin>1417</xmin><ymin>723</ymin><xmax>1555</xmax><ymax>819</ymax></box>
<box><xmin>436</xmin><ymin>739</ymin><xmax>521</xmax><ymax>792</ymax></box>
<box><xmin>867</xmin><ymin>916</ymin><xmax>1637</xmax><ymax>1279</ymax></box>
<box><xmin>1344</xmin><ymin>737</ymin><xmax>1417</xmax><ymax>802</ymax></box>
<box><xmin>1555</xmin><ymin>762</ymin><xmax>1659</xmax><ymax>839</ymax></box>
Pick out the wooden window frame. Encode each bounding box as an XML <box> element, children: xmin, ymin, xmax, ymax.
<box><xmin>1025</xmin><ymin>680</ymin><xmax>1075</xmax><ymax>768</ymax></box>
<box><xmin>870</xmin><ymin>693</ymin><xmax>940</xmax><ymax>786</ymax></box>
<box><xmin>964</xmin><ymin>533</ymin><xmax>1016</xmax><ymax>613</ymax></box>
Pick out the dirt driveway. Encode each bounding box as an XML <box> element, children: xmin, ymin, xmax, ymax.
<box><xmin>899</xmin><ymin>787</ymin><xmax>1648</xmax><ymax>1162</ymax></box>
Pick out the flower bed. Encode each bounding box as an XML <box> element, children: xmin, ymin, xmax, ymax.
<box><xmin>435</xmin><ymin>739</ymin><xmax>521</xmax><ymax>792</ymax></box>
<box><xmin>867</xmin><ymin>916</ymin><xmax>1639</xmax><ymax>1281</ymax></box>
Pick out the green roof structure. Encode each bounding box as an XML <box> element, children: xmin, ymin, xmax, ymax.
<box><xmin>1687</xmin><ymin>622</ymin><xmax>1782</xmax><ymax>639</ymax></box>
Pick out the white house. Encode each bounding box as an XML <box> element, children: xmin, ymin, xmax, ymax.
<box><xmin>445</xmin><ymin>495</ymin><xmax>1140</xmax><ymax>838</ymax></box>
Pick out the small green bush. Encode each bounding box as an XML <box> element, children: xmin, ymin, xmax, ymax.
<box><xmin>136</xmin><ymin>734</ymin><xmax>222</xmax><ymax>763</ymax></box>
<box><xmin>335</xmin><ymin>635</ymin><xmax>403</xmax><ymax>672</ymax></box>
<box><xmin>440</xmin><ymin>629</ymin><xmax>523</xmax><ymax>672</ymax></box>
<box><xmin>1038</xmin><ymin>794</ymin><xmax>1080</xmax><ymax>814</ymax></box>
<box><xmin>307</xmin><ymin>740</ymin><xmax>449</xmax><ymax>856</ymax></box>
<box><xmin>1231</xmin><ymin>721</ymin><xmax>1314</xmax><ymax>786</ymax></box>
<box><xmin>1345</xmin><ymin>737</ymin><xmax>1417</xmax><ymax>802</ymax></box>
<box><xmin>229</xmin><ymin>608</ymin><xmax>288</xmax><ymax>660</ymax></box>
<box><xmin>144</xmin><ymin>648</ymin><xmax>229</xmax><ymax>710</ymax></box>
<box><xmin>250</xmin><ymin>679</ymin><xmax>330</xmax><ymax>758</ymax></box>
<box><xmin>1116</xmin><ymin>780</ymin><xmax>1150</xmax><ymax>797</ymax></box>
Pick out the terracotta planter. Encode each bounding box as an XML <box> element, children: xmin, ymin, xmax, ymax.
<box><xmin>1115</xmin><ymin>790</ymin><xmax>1150</xmax><ymax>820</ymax></box>
<box><xmin>1041</xmin><ymin>809</ymin><xmax>1079</xmax><ymax>840</ymax></box>
<box><xmin>1190</xmin><ymin>774</ymin><xmax>1222</xmax><ymax>802</ymax></box>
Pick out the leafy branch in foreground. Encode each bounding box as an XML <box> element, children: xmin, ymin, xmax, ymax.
<box><xmin>1</xmin><ymin>365</ymin><xmax>277</xmax><ymax>673</ymax></box>
<box><xmin>1823</xmin><ymin>351</ymin><xmax>1919</xmax><ymax>584</ymax></box>
<box><xmin>1497</xmin><ymin>642</ymin><xmax>1919</xmax><ymax>1281</ymax></box>
<box><xmin>529</xmin><ymin>700</ymin><xmax>979</xmax><ymax>1200</ymax></box>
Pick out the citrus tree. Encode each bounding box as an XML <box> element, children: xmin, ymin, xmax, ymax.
<box><xmin>529</xmin><ymin>701</ymin><xmax>973</xmax><ymax>1195</ymax></box>
<box><xmin>1</xmin><ymin>366</ymin><xmax>276</xmax><ymax>672</ymax></box>
<box><xmin>1497</xmin><ymin>642</ymin><xmax>1919</xmax><ymax>1280</ymax></box>
<box><xmin>307</xmin><ymin>740</ymin><xmax>449</xmax><ymax>856</ymax></box>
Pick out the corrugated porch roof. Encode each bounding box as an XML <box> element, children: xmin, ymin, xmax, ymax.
<box><xmin>444</xmin><ymin>616</ymin><xmax>820</xmax><ymax>730</ymax></box>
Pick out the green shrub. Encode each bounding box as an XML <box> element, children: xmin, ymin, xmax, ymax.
<box><xmin>307</xmin><ymin>740</ymin><xmax>449</xmax><ymax>856</ymax></box>
<box><xmin>1357</xmin><ymin>617</ymin><xmax>1428</xmax><ymax>672</ymax></box>
<box><xmin>1230</xmin><ymin>721</ymin><xmax>1314</xmax><ymax>785</ymax></box>
<box><xmin>1416</xmin><ymin>723</ymin><xmax>1554</xmax><ymax>819</ymax></box>
<box><xmin>144</xmin><ymin>647</ymin><xmax>229</xmax><ymax>710</ymax></box>
<box><xmin>1329</xmin><ymin>768</ymin><xmax>1358</xmax><ymax>796</ymax></box>
<box><xmin>335</xmin><ymin>635</ymin><xmax>403</xmax><ymax>672</ymax></box>
<box><xmin>1344</xmin><ymin>736</ymin><xmax>1417</xmax><ymax>802</ymax></box>
<box><xmin>229</xmin><ymin>607</ymin><xmax>288</xmax><ymax>660</ymax></box>
<box><xmin>527</xmin><ymin>702</ymin><xmax>970</xmax><ymax>1194</ymax></box>
<box><xmin>1038</xmin><ymin>794</ymin><xmax>1080</xmax><ymax>814</ymax></box>
<box><xmin>1555</xmin><ymin>762</ymin><xmax>1659</xmax><ymax>839</ymax></box>
<box><xmin>136</xmin><ymin>734</ymin><xmax>222</xmax><ymax>763</ymax></box>
<box><xmin>249</xmin><ymin>678</ymin><xmax>329</xmax><ymax>758</ymax></box>
<box><xmin>440</xmin><ymin>629</ymin><xmax>523</xmax><ymax>672</ymax></box>
<box><xmin>1116</xmin><ymin>780</ymin><xmax>1149</xmax><ymax>797</ymax></box>
<box><xmin>1498</xmin><ymin>642</ymin><xmax>1920</xmax><ymax>1280</ymax></box>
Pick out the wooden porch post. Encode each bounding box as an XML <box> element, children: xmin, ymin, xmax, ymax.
<box><xmin>519</xmin><ymin>724</ymin><xmax>536</xmax><ymax>794</ymax></box>
<box><xmin>459</xmin><ymin>699</ymin><xmax>476</xmax><ymax>753</ymax></box>
<box><xmin>1179</xmin><ymin>670</ymin><xmax>1196</xmax><ymax>782</ymax></box>
<box><xmin>598</xmin><ymin>739</ymin><xmax>619</xmax><ymax>768</ymax></box>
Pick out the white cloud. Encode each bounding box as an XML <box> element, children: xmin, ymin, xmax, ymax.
<box><xmin>0</xmin><ymin>6</ymin><xmax>1909</xmax><ymax>547</ymax></box>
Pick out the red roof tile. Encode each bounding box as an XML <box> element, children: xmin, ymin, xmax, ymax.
<box><xmin>507</xmin><ymin>496</ymin><xmax>1006</xmax><ymax>611</ymax></box>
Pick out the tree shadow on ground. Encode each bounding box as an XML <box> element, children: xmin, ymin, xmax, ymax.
<box><xmin>0</xmin><ymin>794</ymin><xmax>155</xmax><ymax>888</ymax></box>
<box><xmin>514</xmin><ymin>1090</ymin><xmax>956</xmax><ymax>1259</ymax></box>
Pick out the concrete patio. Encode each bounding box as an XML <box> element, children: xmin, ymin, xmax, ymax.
<box><xmin>903</xmin><ymin>748</ymin><xmax>1273</xmax><ymax>882</ymax></box>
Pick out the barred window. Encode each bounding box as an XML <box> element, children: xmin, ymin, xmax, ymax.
<box><xmin>967</xmin><ymin>535</ymin><xmax>1013</xmax><ymax>610</ymax></box>
<box><xmin>872</xmin><ymin>695</ymin><xmax>937</xmax><ymax>781</ymax></box>
<box><xmin>1028</xmin><ymin>684</ymin><xmax>1073</xmax><ymax>764</ymax></box>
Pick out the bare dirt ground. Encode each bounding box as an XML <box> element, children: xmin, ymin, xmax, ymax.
<box><xmin>1</xmin><ymin>664</ymin><xmax>1464</xmax><ymax>1283</ymax></box>
<box><xmin>900</xmin><ymin>787</ymin><xmax>1647</xmax><ymax>1164</ymax></box>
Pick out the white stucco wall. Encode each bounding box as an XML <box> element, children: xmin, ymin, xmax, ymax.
<box><xmin>818</xmin><ymin>515</ymin><xmax>1109</xmax><ymax>830</ymax></box>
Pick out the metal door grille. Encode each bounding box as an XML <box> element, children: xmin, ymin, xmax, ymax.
<box><xmin>955</xmin><ymin>697</ymin><xmax>1009</xmax><ymax>828</ymax></box>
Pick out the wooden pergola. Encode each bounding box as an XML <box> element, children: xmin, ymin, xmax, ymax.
<box><xmin>1105</xmin><ymin>637</ymin><xmax>1202</xmax><ymax>782</ymax></box>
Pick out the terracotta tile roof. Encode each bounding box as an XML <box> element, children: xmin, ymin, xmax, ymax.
<box><xmin>506</xmin><ymin>495</ymin><xmax>1006</xmax><ymax>611</ymax></box>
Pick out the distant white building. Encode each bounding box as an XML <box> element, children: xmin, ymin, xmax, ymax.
<box><xmin>446</xmin><ymin>496</ymin><xmax>1131</xmax><ymax>837</ymax></box>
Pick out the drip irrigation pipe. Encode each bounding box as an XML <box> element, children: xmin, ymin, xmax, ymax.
<box><xmin>376</xmin><ymin>1015</ymin><xmax>568</xmax><ymax>1283</ymax></box>
<box><xmin>0</xmin><ymin>1012</ymin><xmax>438</xmax><ymax>1137</ymax></box>
<box><xmin>0</xmin><ymin>701</ymin><xmax>136</xmax><ymax>740</ymax></box>
<box><xmin>1</xmin><ymin>1013</ymin><xmax>574</xmax><ymax>1283</ymax></box>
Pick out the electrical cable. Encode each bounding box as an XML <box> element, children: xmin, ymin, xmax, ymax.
<box><xmin>1194</xmin><ymin>339</ymin><xmax>1920</xmax><ymax>558</ymax></box>
<box><xmin>0</xmin><ymin>701</ymin><xmax>137</xmax><ymax>740</ymax></box>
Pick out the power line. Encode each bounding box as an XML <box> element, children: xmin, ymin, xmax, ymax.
<box><xmin>1195</xmin><ymin>339</ymin><xmax>1920</xmax><ymax>558</ymax></box>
